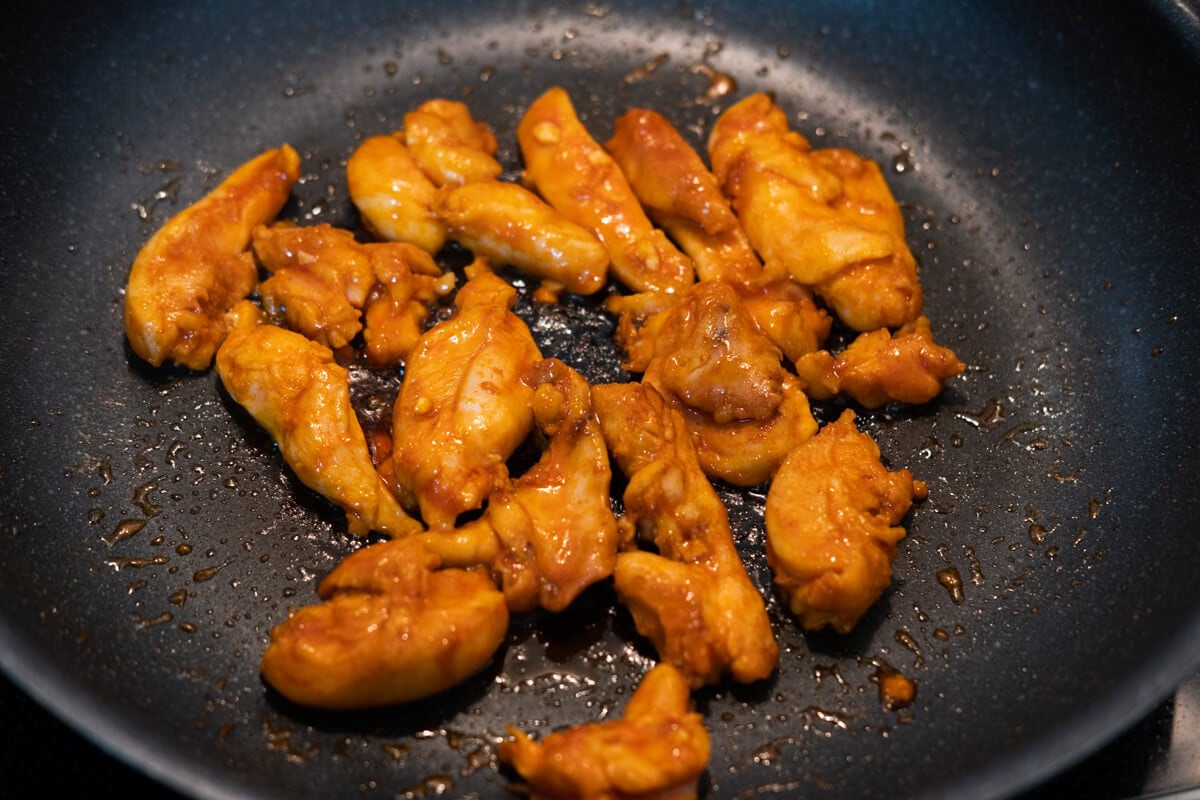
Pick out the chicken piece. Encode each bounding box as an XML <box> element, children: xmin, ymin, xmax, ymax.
<box><xmin>391</xmin><ymin>272</ymin><xmax>542</xmax><ymax>529</ymax></box>
<box><xmin>517</xmin><ymin>87</ymin><xmax>694</xmax><ymax>293</ymax></box>
<box><xmin>215</xmin><ymin>302</ymin><xmax>421</xmax><ymax>537</ymax></box>
<box><xmin>606</xmin><ymin>108</ymin><xmax>761</xmax><ymax>284</ymax></box>
<box><xmin>795</xmin><ymin>316</ymin><xmax>966</xmax><ymax>408</ymax></box>
<box><xmin>124</xmin><ymin>144</ymin><xmax>300</xmax><ymax>370</ymax></box>
<box><xmin>251</xmin><ymin>223</ymin><xmax>376</xmax><ymax>350</ymax></box>
<box><xmin>604</xmin><ymin>290</ymin><xmax>679</xmax><ymax>373</ymax></box>
<box><xmin>499</xmin><ymin>663</ymin><xmax>710</xmax><ymax>800</ymax></box>
<box><xmin>679</xmin><ymin>376</ymin><xmax>818</xmax><ymax>487</ymax></box>
<box><xmin>735</xmin><ymin>276</ymin><xmax>832</xmax><ymax>365</ymax></box>
<box><xmin>361</xmin><ymin>241</ymin><xmax>447</xmax><ymax>367</ymax></box>
<box><xmin>435</xmin><ymin>180</ymin><xmax>609</xmax><ymax>297</ymax></box>
<box><xmin>260</xmin><ymin>536</ymin><xmax>507</xmax><ymax>710</ymax></box>
<box><xmin>593</xmin><ymin>382</ymin><xmax>778</xmax><ymax>686</ymax></box>
<box><xmin>709</xmin><ymin>93</ymin><xmax>922</xmax><ymax>331</ymax></box>
<box><xmin>764</xmin><ymin>410</ymin><xmax>925</xmax><ymax>633</ymax></box>
<box><xmin>402</xmin><ymin>98</ymin><xmax>503</xmax><ymax>187</ymax></box>
<box><xmin>628</xmin><ymin>281</ymin><xmax>817</xmax><ymax>486</ymax></box>
<box><xmin>641</xmin><ymin>280</ymin><xmax>786</xmax><ymax>424</ymax></box>
<box><xmin>347</xmin><ymin>133</ymin><xmax>446</xmax><ymax>253</ymax></box>
<box><xmin>481</xmin><ymin>359</ymin><xmax>620</xmax><ymax>612</ymax></box>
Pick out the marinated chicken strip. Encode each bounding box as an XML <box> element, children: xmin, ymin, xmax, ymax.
<box><xmin>765</xmin><ymin>410</ymin><xmax>925</xmax><ymax>633</ymax></box>
<box><xmin>499</xmin><ymin>663</ymin><xmax>709</xmax><ymax>800</ymax></box>
<box><xmin>518</xmin><ymin>87</ymin><xmax>694</xmax><ymax>293</ymax></box>
<box><xmin>709</xmin><ymin>93</ymin><xmax>922</xmax><ymax>331</ymax></box>
<box><xmin>678</xmin><ymin>376</ymin><xmax>818</xmax><ymax>487</ymax></box>
<box><xmin>409</xmin><ymin>360</ymin><xmax>619</xmax><ymax>611</ymax></box>
<box><xmin>391</xmin><ymin>272</ymin><xmax>542</xmax><ymax>529</ymax></box>
<box><xmin>482</xmin><ymin>358</ymin><xmax>620</xmax><ymax>612</ymax></box>
<box><xmin>435</xmin><ymin>180</ymin><xmax>609</xmax><ymax>297</ymax></box>
<box><xmin>361</xmin><ymin>242</ymin><xmax>447</xmax><ymax>367</ymax></box>
<box><xmin>252</xmin><ymin>223</ymin><xmax>376</xmax><ymax>351</ymax></box>
<box><xmin>606</xmin><ymin>107</ymin><xmax>761</xmax><ymax>284</ymax></box>
<box><xmin>215</xmin><ymin>302</ymin><xmax>421</xmax><ymax>537</ymax></box>
<box><xmin>402</xmin><ymin>98</ymin><xmax>503</xmax><ymax>186</ymax></box>
<box><xmin>796</xmin><ymin>316</ymin><xmax>966</xmax><ymax>407</ymax></box>
<box><xmin>593</xmin><ymin>382</ymin><xmax>778</xmax><ymax>686</ymax></box>
<box><xmin>641</xmin><ymin>281</ymin><xmax>786</xmax><ymax>424</ymax></box>
<box><xmin>735</xmin><ymin>277</ymin><xmax>832</xmax><ymax>365</ymax></box>
<box><xmin>260</xmin><ymin>536</ymin><xmax>507</xmax><ymax>710</ymax></box>
<box><xmin>347</xmin><ymin>133</ymin><xmax>446</xmax><ymax>253</ymax></box>
<box><xmin>124</xmin><ymin>144</ymin><xmax>300</xmax><ymax>369</ymax></box>
<box><xmin>634</xmin><ymin>281</ymin><xmax>818</xmax><ymax>486</ymax></box>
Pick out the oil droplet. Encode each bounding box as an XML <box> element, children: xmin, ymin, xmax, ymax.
<box><xmin>956</xmin><ymin>399</ymin><xmax>1005</xmax><ymax>431</ymax></box>
<box><xmin>87</xmin><ymin>508</ymin><xmax>106</xmax><ymax>525</ymax></box>
<box><xmin>689</xmin><ymin>62</ymin><xmax>737</xmax><ymax>104</ymax></box>
<box><xmin>932</xmin><ymin>628</ymin><xmax>950</xmax><ymax>641</ymax></box>
<box><xmin>194</xmin><ymin>558</ymin><xmax>232</xmax><ymax>583</ymax></box>
<box><xmin>132</xmin><ymin>480</ymin><xmax>162</xmax><ymax>517</ymax></box>
<box><xmin>135</xmin><ymin>610</ymin><xmax>174</xmax><ymax>629</ymax></box>
<box><xmin>176</xmin><ymin>543</ymin><xmax>193</xmax><ymax>555</ymax></box>
<box><xmin>893</xmin><ymin>629</ymin><xmax>925</xmax><ymax>667</ymax></box>
<box><xmin>620</xmin><ymin>52</ymin><xmax>669</xmax><ymax>87</ymax></box>
<box><xmin>102</xmin><ymin>519</ymin><xmax>146</xmax><ymax>546</ymax></box>
<box><xmin>936</xmin><ymin>567</ymin><xmax>964</xmax><ymax>605</ymax></box>
<box><xmin>179</xmin><ymin>621</ymin><xmax>197</xmax><ymax>633</ymax></box>
<box><xmin>168</xmin><ymin>589</ymin><xmax>188</xmax><ymax>606</ymax></box>
<box><xmin>398</xmin><ymin>774</ymin><xmax>454</xmax><ymax>798</ymax></box>
<box><xmin>1029</xmin><ymin>523</ymin><xmax>1049</xmax><ymax>545</ymax></box>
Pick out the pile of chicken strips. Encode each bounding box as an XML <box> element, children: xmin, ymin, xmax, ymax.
<box><xmin>124</xmin><ymin>87</ymin><xmax>965</xmax><ymax>798</ymax></box>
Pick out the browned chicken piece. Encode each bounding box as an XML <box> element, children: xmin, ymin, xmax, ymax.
<box><xmin>606</xmin><ymin>107</ymin><xmax>761</xmax><ymax>285</ymax></box>
<box><xmin>481</xmin><ymin>358</ymin><xmax>620</xmax><ymax>612</ymax></box>
<box><xmin>215</xmin><ymin>302</ymin><xmax>422</xmax><ymax>538</ymax></box>
<box><xmin>709</xmin><ymin>93</ymin><xmax>922</xmax><ymax>331</ymax></box>
<box><xmin>679</xmin><ymin>376</ymin><xmax>818</xmax><ymax>487</ymax></box>
<box><xmin>411</xmin><ymin>359</ymin><xmax>620</xmax><ymax>612</ymax></box>
<box><xmin>251</xmin><ymin>223</ymin><xmax>376</xmax><ymax>351</ymax></box>
<box><xmin>795</xmin><ymin>316</ymin><xmax>966</xmax><ymax>408</ymax></box>
<box><xmin>517</xmin><ymin>87</ymin><xmax>694</xmax><ymax>293</ymax></box>
<box><xmin>435</xmin><ymin>180</ymin><xmax>609</xmax><ymax>297</ymax></box>
<box><xmin>605</xmin><ymin>290</ymin><xmax>679</xmax><ymax>373</ymax></box>
<box><xmin>260</xmin><ymin>535</ymin><xmax>507</xmax><ymax>710</ymax></box>
<box><xmin>361</xmin><ymin>241</ymin><xmax>447</xmax><ymax>367</ymax></box>
<box><xmin>499</xmin><ymin>663</ymin><xmax>710</xmax><ymax>800</ymax></box>
<box><xmin>640</xmin><ymin>281</ymin><xmax>786</xmax><ymax>424</ymax></box>
<box><xmin>593</xmin><ymin>382</ymin><xmax>778</xmax><ymax>686</ymax></box>
<box><xmin>402</xmin><ymin>98</ymin><xmax>503</xmax><ymax>186</ymax></box>
<box><xmin>734</xmin><ymin>276</ymin><xmax>833</xmax><ymax>365</ymax></box>
<box><xmin>764</xmin><ymin>410</ymin><xmax>926</xmax><ymax>633</ymax></box>
<box><xmin>628</xmin><ymin>281</ymin><xmax>818</xmax><ymax>486</ymax></box>
<box><xmin>124</xmin><ymin>145</ymin><xmax>300</xmax><ymax>370</ymax></box>
<box><xmin>391</xmin><ymin>272</ymin><xmax>542</xmax><ymax>529</ymax></box>
<box><xmin>346</xmin><ymin>133</ymin><xmax>446</xmax><ymax>253</ymax></box>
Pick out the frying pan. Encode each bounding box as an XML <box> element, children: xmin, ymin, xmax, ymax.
<box><xmin>3</xmin><ymin>1</ymin><xmax>1199</xmax><ymax>798</ymax></box>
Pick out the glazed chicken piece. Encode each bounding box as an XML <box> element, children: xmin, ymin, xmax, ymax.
<box><xmin>606</xmin><ymin>107</ymin><xmax>761</xmax><ymax>284</ymax></box>
<box><xmin>764</xmin><ymin>410</ymin><xmax>926</xmax><ymax>633</ymax></box>
<box><xmin>215</xmin><ymin>302</ymin><xmax>421</xmax><ymax>538</ymax></box>
<box><xmin>124</xmin><ymin>144</ymin><xmax>300</xmax><ymax>370</ymax></box>
<box><xmin>593</xmin><ymin>382</ymin><xmax>778</xmax><ymax>687</ymax></box>
<box><xmin>641</xmin><ymin>280</ymin><xmax>786</xmax><ymax>424</ymax></box>
<box><xmin>409</xmin><ymin>359</ymin><xmax>620</xmax><ymax>612</ymax></box>
<box><xmin>252</xmin><ymin>223</ymin><xmax>376</xmax><ymax>351</ymax></box>
<box><xmin>391</xmin><ymin>272</ymin><xmax>542</xmax><ymax>529</ymax></box>
<box><xmin>347</xmin><ymin>133</ymin><xmax>446</xmax><ymax>253</ymax></box>
<box><xmin>481</xmin><ymin>359</ymin><xmax>620</xmax><ymax>612</ymax></box>
<box><xmin>260</xmin><ymin>535</ymin><xmax>507</xmax><ymax>710</ymax></box>
<box><xmin>605</xmin><ymin>290</ymin><xmax>679</xmax><ymax>373</ymax></box>
<box><xmin>634</xmin><ymin>281</ymin><xmax>819</xmax><ymax>486</ymax></box>
<box><xmin>517</xmin><ymin>87</ymin><xmax>694</xmax><ymax>293</ymax></box>
<box><xmin>709</xmin><ymin>93</ymin><xmax>922</xmax><ymax>331</ymax></box>
<box><xmin>402</xmin><ymin>98</ymin><xmax>503</xmax><ymax>187</ymax></box>
<box><xmin>499</xmin><ymin>663</ymin><xmax>710</xmax><ymax>800</ymax></box>
<box><xmin>361</xmin><ymin>241</ymin><xmax>447</xmax><ymax>367</ymax></box>
<box><xmin>677</xmin><ymin>376</ymin><xmax>818</xmax><ymax>487</ymax></box>
<box><xmin>796</xmin><ymin>316</ymin><xmax>966</xmax><ymax>408</ymax></box>
<box><xmin>435</xmin><ymin>180</ymin><xmax>609</xmax><ymax>298</ymax></box>
<box><xmin>734</xmin><ymin>277</ymin><xmax>832</xmax><ymax>365</ymax></box>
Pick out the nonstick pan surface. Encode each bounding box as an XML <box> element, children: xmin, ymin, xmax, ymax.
<box><xmin>3</xmin><ymin>2</ymin><xmax>1200</xmax><ymax>798</ymax></box>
